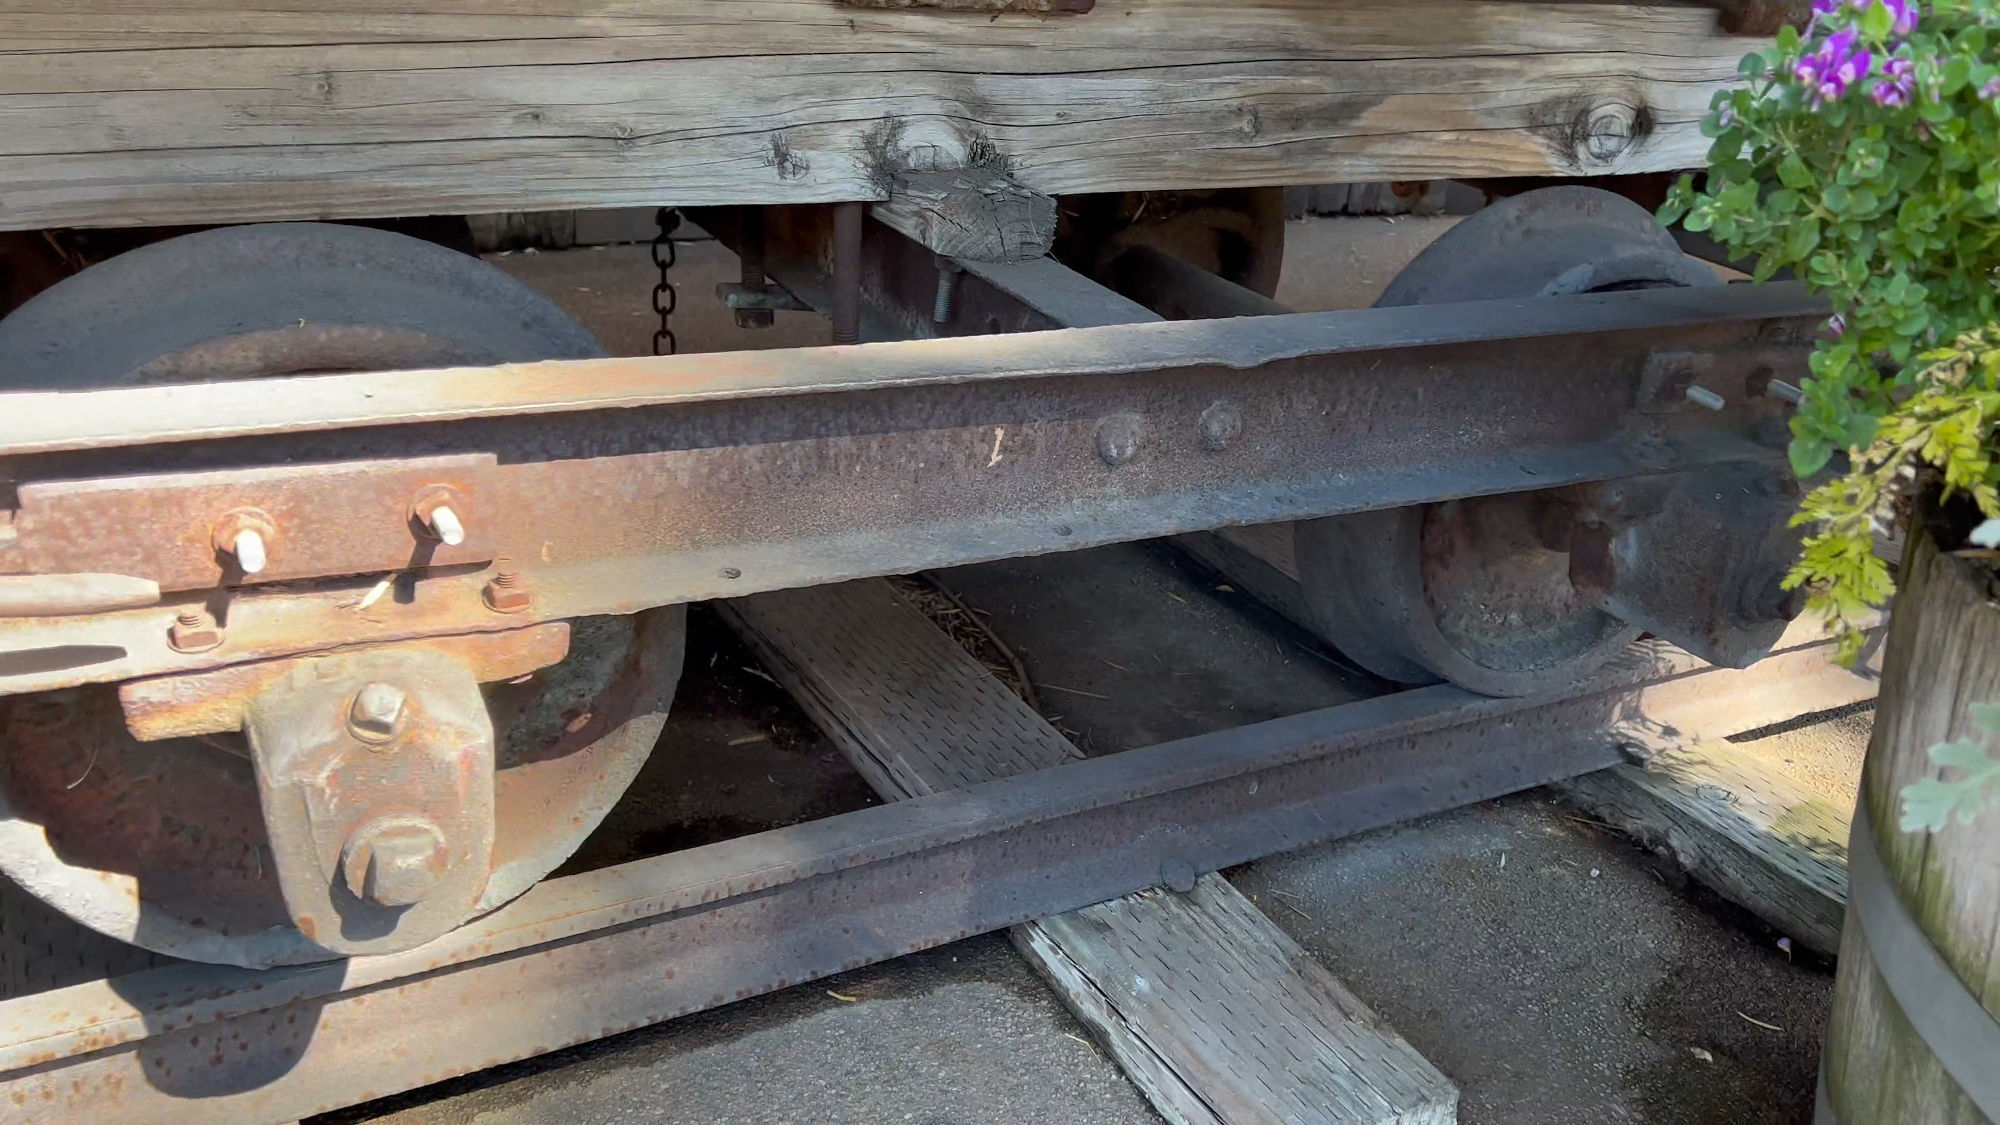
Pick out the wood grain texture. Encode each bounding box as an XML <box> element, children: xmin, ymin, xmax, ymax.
<box><xmin>0</xmin><ymin>1</ymin><xmax>1749</xmax><ymax>230</ymax></box>
<box><xmin>725</xmin><ymin>577</ymin><xmax>1458</xmax><ymax>1125</ymax></box>
<box><xmin>1558</xmin><ymin>742</ymin><xmax>1850</xmax><ymax>955</ymax></box>
<box><xmin>1824</xmin><ymin>523</ymin><xmax>2000</xmax><ymax>1122</ymax></box>
<box><xmin>873</xmin><ymin>168</ymin><xmax>1058</xmax><ymax>261</ymax></box>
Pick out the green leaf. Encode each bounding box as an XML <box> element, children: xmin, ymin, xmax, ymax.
<box><xmin>1785</xmin><ymin>218</ymin><xmax>1822</xmax><ymax>259</ymax></box>
<box><xmin>1932</xmin><ymin>738</ymin><xmax>1997</xmax><ymax>770</ymax></box>
<box><xmin>1861</xmin><ymin>0</ymin><xmax>1895</xmax><ymax>40</ymax></box>
<box><xmin>1778</xmin><ymin>153</ymin><xmax>1814</xmax><ymax>190</ymax></box>
<box><xmin>1973</xmin><ymin>701</ymin><xmax>2000</xmax><ymax>734</ymax></box>
<box><xmin>1790</xmin><ymin>434</ymin><xmax>1834</xmax><ymax>476</ymax></box>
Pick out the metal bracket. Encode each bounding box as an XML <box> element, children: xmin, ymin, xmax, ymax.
<box><xmin>715</xmin><ymin>281</ymin><xmax>813</xmax><ymax>313</ymax></box>
<box><xmin>244</xmin><ymin>649</ymin><xmax>497</xmax><ymax>956</ymax></box>
<box><xmin>1570</xmin><ymin>464</ymin><xmax>1806</xmax><ymax>667</ymax></box>
<box><xmin>119</xmin><ymin>622</ymin><xmax>571</xmax><ymax>741</ymax></box>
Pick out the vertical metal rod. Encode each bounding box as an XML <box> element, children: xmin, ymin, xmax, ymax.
<box><xmin>735</xmin><ymin>207</ymin><xmax>775</xmax><ymax>330</ymax></box>
<box><xmin>832</xmin><ymin>202</ymin><xmax>864</xmax><ymax>345</ymax></box>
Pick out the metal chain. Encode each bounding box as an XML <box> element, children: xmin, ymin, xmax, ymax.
<box><xmin>650</xmin><ymin>207</ymin><xmax>683</xmax><ymax>356</ymax></box>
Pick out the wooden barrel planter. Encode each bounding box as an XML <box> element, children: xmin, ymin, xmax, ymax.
<box><xmin>1820</xmin><ymin>508</ymin><xmax>2000</xmax><ymax>1122</ymax></box>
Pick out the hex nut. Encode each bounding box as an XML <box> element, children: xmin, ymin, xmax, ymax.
<box><xmin>482</xmin><ymin>574</ymin><xmax>533</xmax><ymax>613</ymax></box>
<box><xmin>168</xmin><ymin>609</ymin><xmax>223</xmax><ymax>654</ymax></box>
<box><xmin>348</xmin><ymin>681</ymin><xmax>409</xmax><ymax>743</ymax></box>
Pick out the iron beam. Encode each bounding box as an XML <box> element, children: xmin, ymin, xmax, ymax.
<box><xmin>0</xmin><ymin>283</ymin><xmax>1817</xmax><ymax>694</ymax></box>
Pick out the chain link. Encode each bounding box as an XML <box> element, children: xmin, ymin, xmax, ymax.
<box><xmin>650</xmin><ymin>207</ymin><xmax>683</xmax><ymax>356</ymax></box>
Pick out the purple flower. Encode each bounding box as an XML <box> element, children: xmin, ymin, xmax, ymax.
<box><xmin>1881</xmin><ymin>0</ymin><xmax>1918</xmax><ymax>34</ymax></box>
<box><xmin>1983</xmin><ymin>76</ymin><xmax>2000</xmax><ymax>100</ymax></box>
<box><xmin>1873</xmin><ymin>56</ymin><xmax>1916</xmax><ymax>106</ymax></box>
<box><xmin>1806</xmin><ymin>29</ymin><xmax>1873</xmax><ymax>103</ymax></box>
<box><xmin>1828</xmin><ymin>313</ymin><xmax>1848</xmax><ymax>337</ymax></box>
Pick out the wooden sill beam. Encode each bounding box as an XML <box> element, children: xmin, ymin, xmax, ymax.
<box><xmin>0</xmin><ymin>1</ymin><xmax>1757</xmax><ymax>231</ymax></box>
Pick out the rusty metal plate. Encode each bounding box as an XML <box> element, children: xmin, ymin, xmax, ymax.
<box><xmin>246</xmin><ymin>648</ymin><xmax>496</xmax><ymax>957</ymax></box>
<box><xmin>14</xmin><ymin>454</ymin><xmax>496</xmax><ymax>591</ymax></box>
<box><xmin>118</xmin><ymin>622</ymin><xmax>571</xmax><ymax>741</ymax></box>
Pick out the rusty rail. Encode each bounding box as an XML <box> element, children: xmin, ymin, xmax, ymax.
<box><xmin>0</xmin><ymin>283</ymin><xmax>1819</xmax><ymax>696</ymax></box>
<box><xmin>0</xmin><ymin>620</ymin><xmax>1876</xmax><ymax>1123</ymax></box>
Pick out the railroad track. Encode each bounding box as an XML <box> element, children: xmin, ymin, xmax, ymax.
<box><xmin>0</xmin><ymin>604</ymin><xmax>1875</xmax><ymax>1123</ymax></box>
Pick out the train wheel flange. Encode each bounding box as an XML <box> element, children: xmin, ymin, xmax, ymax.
<box><xmin>1294</xmin><ymin>187</ymin><xmax>1722</xmax><ymax>696</ymax></box>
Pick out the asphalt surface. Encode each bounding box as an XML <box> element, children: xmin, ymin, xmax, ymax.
<box><xmin>318</xmin><ymin>213</ymin><xmax>1871</xmax><ymax>1125</ymax></box>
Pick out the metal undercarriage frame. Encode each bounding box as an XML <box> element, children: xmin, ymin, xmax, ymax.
<box><xmin>0</xmin><ymin>200</ymin><xmax>1858</xmax><ymax>1114</ymax></box>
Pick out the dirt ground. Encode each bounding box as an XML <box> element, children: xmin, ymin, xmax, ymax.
<box><xmin>327</xmin><ymin>212</ymin><xmax>1870</xmax><ymax>1125</ymax></box>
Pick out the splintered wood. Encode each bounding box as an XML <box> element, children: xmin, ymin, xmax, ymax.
<box><xmin>0</xmin><ymin>1</ymin><xmax>1754</xmax><ymax>230</ymax></box>
<box><xmin>726</xmin><ymin>579</ymin><xmax>1458</xmax><ymax>1125</ymax></box>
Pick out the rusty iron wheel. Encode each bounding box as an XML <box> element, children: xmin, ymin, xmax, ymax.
<box><xmin>1292</xmin><ymin>187</ymin><xmax>1721</xmax><ymax>697</ymax></box>
<box><xmin>0</xmin><ymin>224</ymin><xmax>687</xmax><ymax>968</ymax></box>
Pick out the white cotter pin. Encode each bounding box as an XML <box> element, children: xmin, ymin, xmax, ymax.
<box><xmin>1685</xmin><ymin>386</ymin><xmax>1726</xmax><ymax>411</ymax></box>
<box><xmin>429</xmin><ymin>505</ymin><xmax>467</xmax><ymax>547</ymax></box>
<box><xmin>233</xmin><ymin>528</ymin><xmax>268</xmax><ymax>575</ymax></box>
<box><xmin>1768</xmin><ymin>380</ymin><xmax>1806</xmax><ymax>405</ymax></box>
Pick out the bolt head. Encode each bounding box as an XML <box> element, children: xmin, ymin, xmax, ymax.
<box><xmin>167</xmin><ymin>611</ymin><xmax>223</xmax><ymax>654</ymax></box>
<box><xmin>349</xmin><ymin>681</ymin><xmax>409</xmax><ymax>742</ymax></box>
<box><xmin>483</xmin><ymin>576</ymin><xmax>534</xmax><ymax>613</ymax></box>
<box><xmin>343</xmin><ymin>819</ymin><xmax>447</xmax><ymax>908</ymax></box>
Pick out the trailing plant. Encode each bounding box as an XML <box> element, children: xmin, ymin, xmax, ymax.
<box><xmin>1659</xmin><ymin>0</ymin><xmax>2000</xmax><ymax>824</ymax></box>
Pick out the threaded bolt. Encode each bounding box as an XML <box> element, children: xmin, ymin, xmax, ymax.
<box><xmin>168</xmin><ymin>608</ymin><xmax>222</xmax><ymax>654</ymax></box>
<box><xmin>483</xmin><ymin>558</ymin><xmax>532</xmax><ymax>613</ymax></box>
<box><xmin>933</xmin><ymin>258</ymin><xmax>963</xmax><ymax>326</ymax></box>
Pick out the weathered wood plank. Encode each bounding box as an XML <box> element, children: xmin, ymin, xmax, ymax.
<box><xmin>0</xmin><ymin>1</ymin><xmax>1752</xmax><ymax>230</ymax></box>
<box><xmin>873</xmin><ymin>168</ymin><xmax>1057</xmax><ymax>261</ymax></box>
<box><xmin>725</xmin><ymin>578</ymin><xmax>1459</xmax><ymax>1125</ymax></box>
<box><xmin>1558</xmin><ymin>742</ymin><xmax>1852</xmax><ymax>955</ymax></box>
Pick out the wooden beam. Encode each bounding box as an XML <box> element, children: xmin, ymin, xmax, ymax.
<box><xmin>873</xmin><ymin>168</ymin><xmax>1058</xmax><ymax>261</ymax></box>
<box><xmin>1558</xmin><ymin>742</ymin><xmax>1852</xmax><ymax>955</ymax></box>
<box><xmin>0</xmin><ymin>1</ymin><xmax>1750</xmax><ymax>231</ymax></box>
<box><xmin>725</xmin><ymin>578</ymin><xmax>1459</xmax><ymax>1125</ymax></box>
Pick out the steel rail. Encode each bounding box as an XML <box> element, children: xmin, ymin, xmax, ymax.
<box><xmin>0</xmin><ymin>625</ymin><xmax>1874</xmax><ymax>1124</ymax></box>
<box><xmin>0</xmin><ymin>284</ymin><xmax>1816</xmax><ymax>695</ymax></box>
<box><xmin>0</xmin><ymin>284</ymin><xmax>1818</xmax><ymax>455</ymax></box>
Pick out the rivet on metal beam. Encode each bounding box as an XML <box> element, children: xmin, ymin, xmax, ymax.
<box><xmin>1685</xmin><ymin>386</ymin><xmax>1727</xmax><ymax>411</ymax></box>
<box><xmin>1096</xmin><ymin>414</ymin><xmax>1144</xmax><ymax>466</ymax></box>
<box><xmin>1199</xmin><ymin>402</ymin><xmax>1243</xmax><ymax>452</ymax></box>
